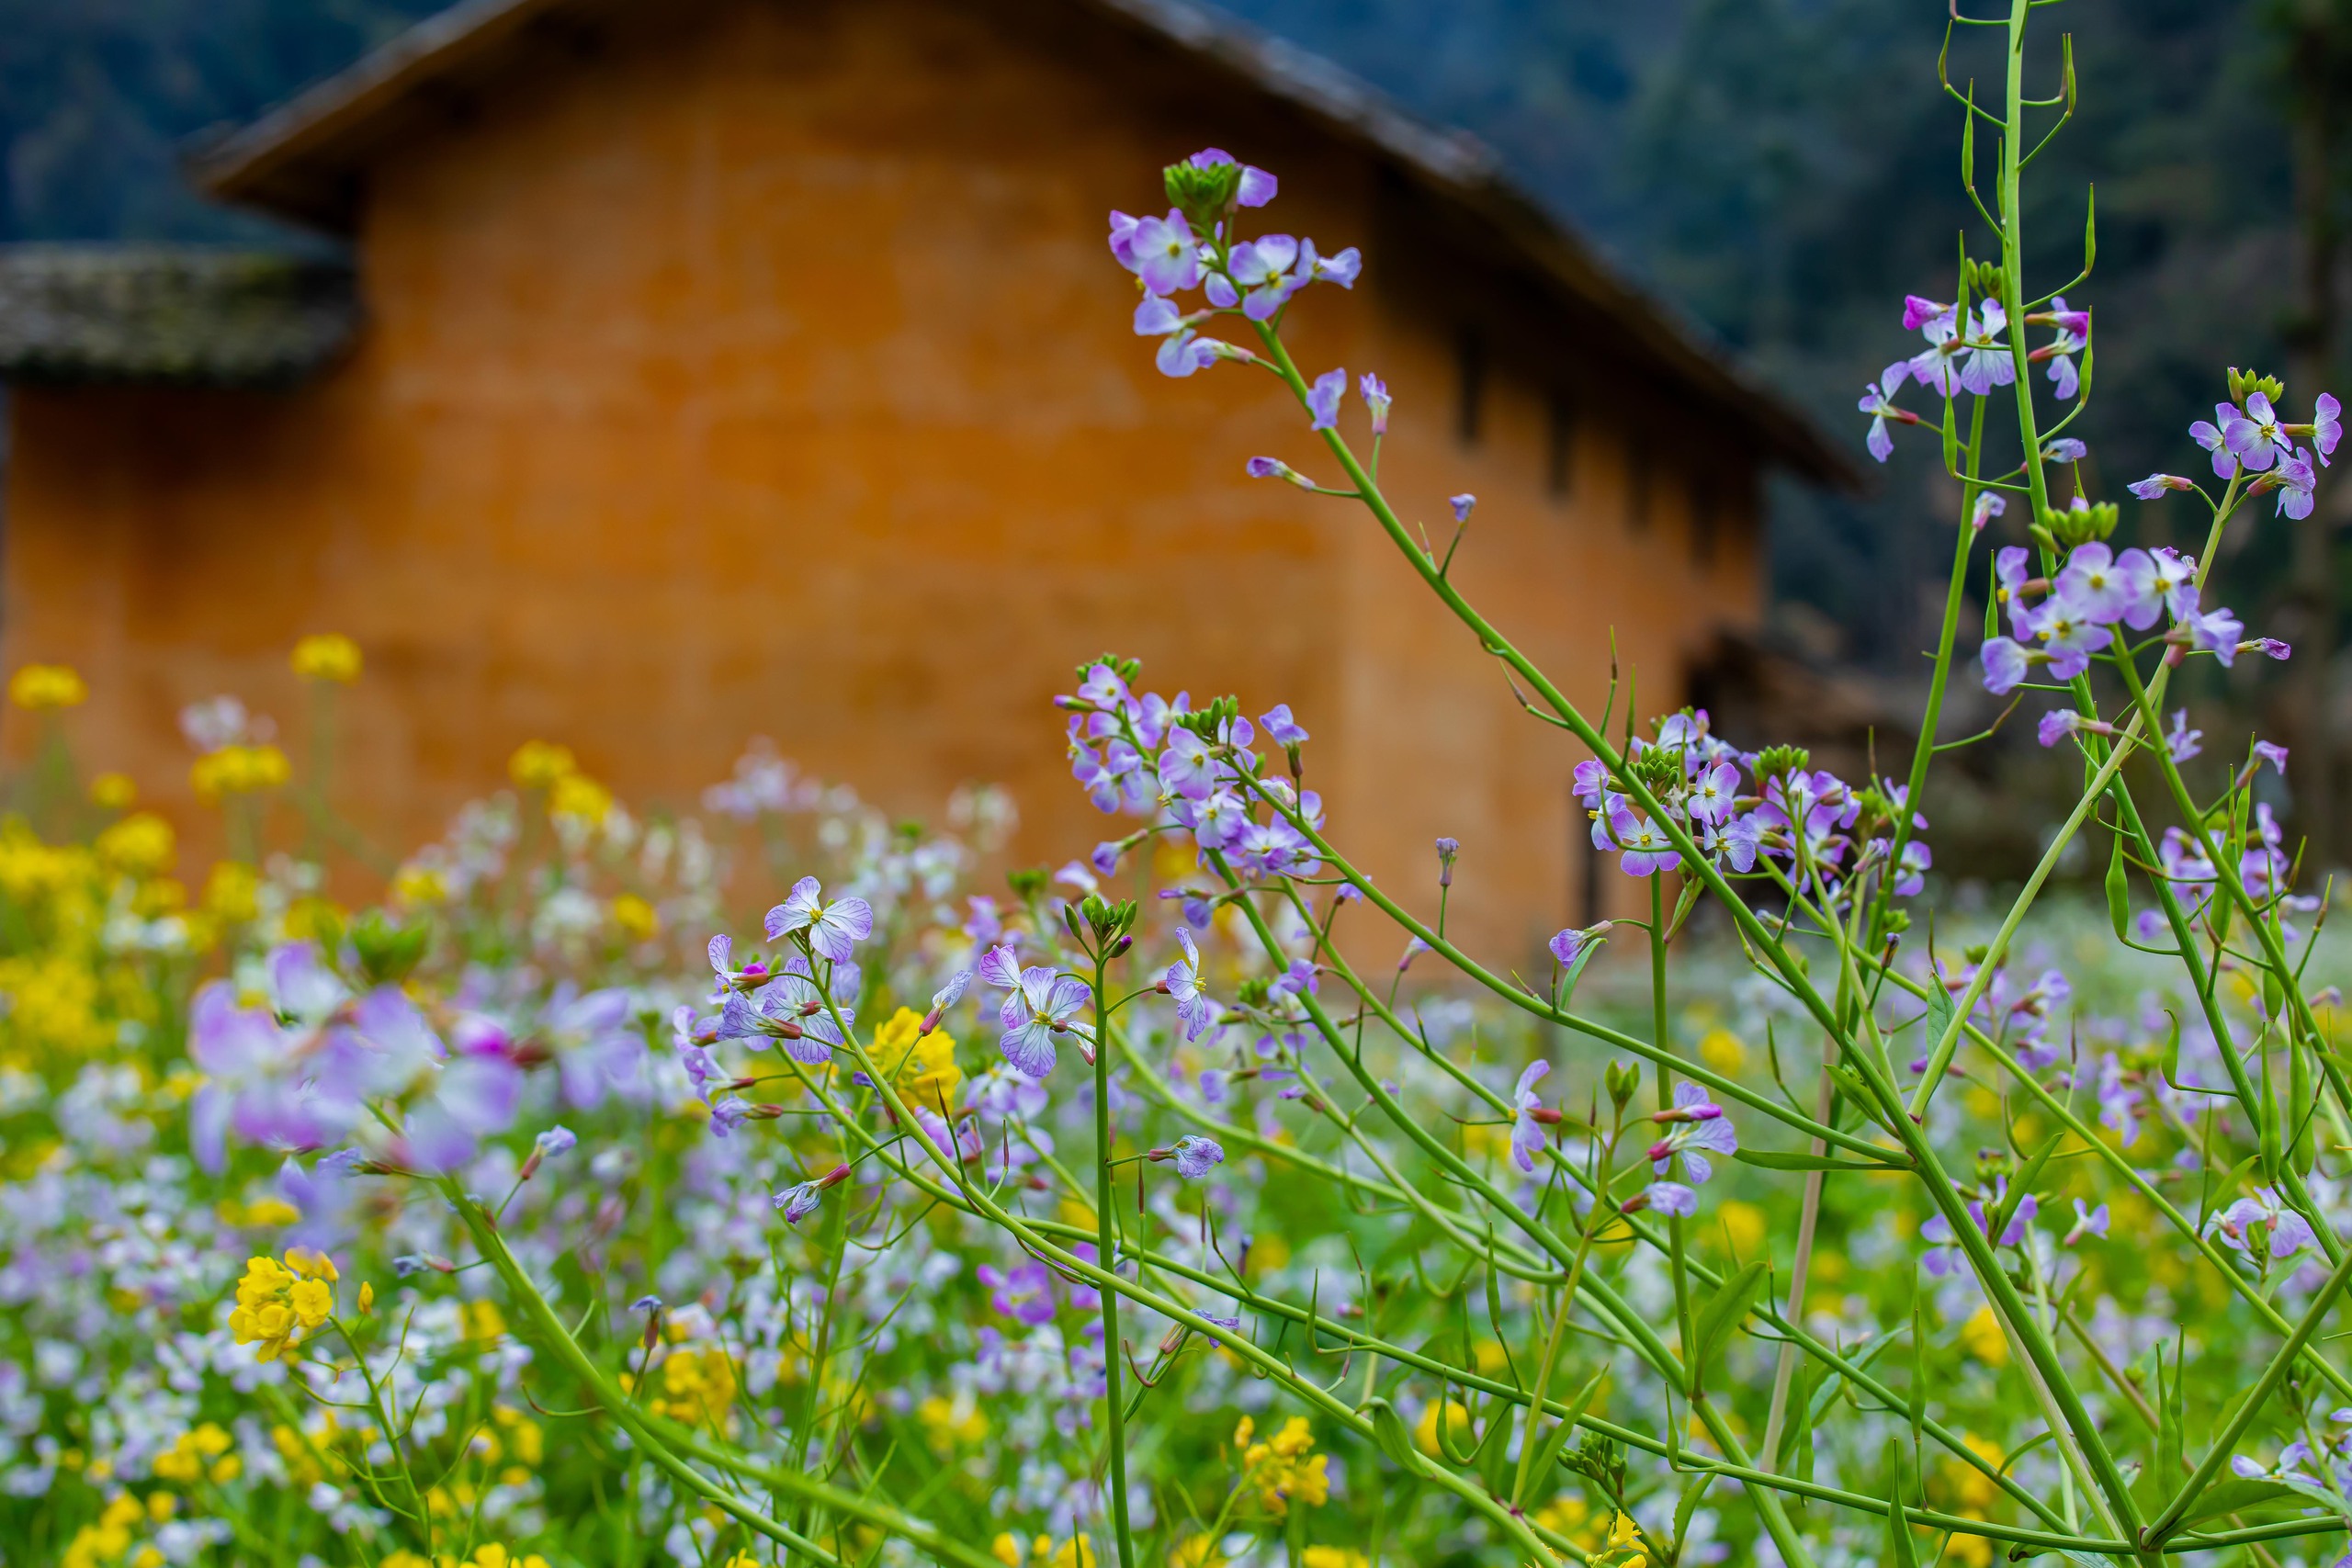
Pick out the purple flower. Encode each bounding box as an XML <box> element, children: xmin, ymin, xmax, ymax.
<box><xmin>1157</xmin><ymin>726</ymin><xmax>1222</xmax><ymax>800</ymax></box>
<box><xmin>2042</xmin><ymin>299</ymin><xmax>2085</xmax><ymax>400</ymax></box>
<box><xmin>2269</xmin><ymin>447</ymin><xmax>2319</xmax><ymax>520</ymax></box>
<box><xmin>1165</xmin><ymin>929</ymin><xmax>1214</xmax><ymax>1042</ymax></box>
<box><xmin>1971</xmin><ymin>491</ymin><xmax>2006</xmax><ymax>531</ymax></box>
<box><xmin>1607</xmin><ymin>806</ymin><xmax>1679</xmax><ymax>877</ymax></box>
<box><xmin>2151</xmin><ymin>547</ymin><xmax>2199</xmax><ymax>620</ymax></box>
<box><xmin>1959</xmin><ymin>302</ymin><xmax>2018</xmax><ymax>397</ymax></box>
<box><xmin>2246</xmin><ymin>637</ymin><xmax>2293</xmax><ymax>661</ymax></box>
<box><xmin>1698</xmin><ymin>814</ymin><xmax>1761</xmax><ymax>874</ymax></box>
<box><xmin>1308</xmin><ymin>242</ymin><xmax>1363</xmax><ymax>287</ymax></box>
<box><xmin>1547</xmin><ymin>925</ymin><xmax>1603</xmax><ymax>967</ymax></box>
<box><xmin>1306</xmin><ymin>367</ymin><xmax>1346</xmax><ymax>430</ymax></box>
<box><xmin>978</xmin><ymin>1259</ymin><xmax>1059</xmax><ymax>1325</ymax></box>
<box><xmin>1260</xmin><ymin>704</ymin><xmax>1309</xmax><ymax>746</ymax></box>
<box><xmin>1245</xmin><ymin>456</ymin><xmax>1303</xmax><ymax>486</ymax></box>
<box><xmin>2037</xmin><ymin>709</ymin><xmax>2083</xmax><ymax>749</ymax></box>
<box><xmin>1156</xmin><ymin>328</ymin><xmax>1220</xmax><ymax>378</ymax></box>
<box><xmin>534</xmin><ymin>1125</ymin><xmax>576</xmax><ymax>1161</ymax></box>
<box><xmin>2256</xmin><ymin>739</ymin><xmax>2290</xmax><ymax>774</ymax></box>
<box><xmin>1228</xmin><ymin>235</ymin><xmax>1309</xmax><ymax>320</ymax></box>
<box><xmin>2211</xmin><ymin>1186</ymin><xmax>2320</xmax><ymax>1261</ymax></box>
<box><xmin>1686</xmin><ymin>760</ymin><xmax>1740</xmax><ymax>824</ymax></box>
<box><xmin>1858</xmin><ymin>370</ymin><xmax>1915</xmax><ymax>463</ymax></box>
<box><xmin>718</xmin><ymin>974</ymin><xmax>842</xmax><ymax>1066</ymax></box>
<box><xmin>1273</xmin><ymin>956</ymin><xmax>1318</xmax><ymax>998</ymax></box>
<box><xmin>2026</xmin><ymin>600</ymin><xmax>2111</xmax><ymax>682</ymax></box>
<box><xmin>2130</xmin><ymin>473</ymin><xmax>2194</xmax><ymax>500</ymax></box>
<box><xmin>773</xmin><ymin>1164</ymin><xmax>848</xmax><ymax>1224</ymax></box>
<box><xmin>1902</xmin><ymin>295</ymin><xmax>1951</xmax><ymax>333</ymax></box>
<box><xmin>2225</xmin><ymin>391</ymin><xmax>2293</xmax><ymax>471</ymax></box>
<box><xmin>764</xmin><ymin>876</ymin><xmax>873</xmax><ymax>964</ymax></box>
<box><xmin>1636</xmin><ymin>1181</ymin><xmax>1698</xmax><ymax>1217</ymax></box>
<box><xmin>2312</xmin><ymin>392</ymin><xmax>2341</xmax><ymax>465</ymax></box>
<box><xmin>2064</xmin><ymin>1198</ymin><xmax>2109</xmax><ymax>1247</ymax></box>
<box><xmin>1169</xmin><ymin>1134</ymin><xmax>1225</xmax><ymax>1179</ymax></box>
<box><xmin>1360</xmin><ymin>373</ymin><xmax>1391</xmax><ymax>434</ymax></box>
<box><xmin>708</xmin><ymin>1097</ymin><xmax>752</xmax><ymax>1138</ymax></box>
<box><xmin>1892</xmin><ymin>839</ymin><xmax>1931</xmax><ymax>897</ymax></box>
<box><xmin>2190</xmin><ymin>405</ymin><xmax>2237</xmax><ymax>478</ymax></box>
<box><xmin>1449</xmin><ymin>493</ymin><xmax>1476</xmax><ymax>524</ymax></box>
<box><xmin>2166</xmin><ymin>710</ymin><xmax>2204</xmax><ymax>762</ymax></box>
<box><xmin>999</xmin><ymin>966</ymin><xmax>1094</xmax><ymax>1077</ymax></box>
<box><xmin>1510</xmin><ymin>1060</ymin><xmax>1554</xmax><ymax>1174</ymax></box>
<box><xmin>2190</xmin><ymin>606</ymin><xmax>2246</xmax><ymax>665</ymax></box>
<box><xmin>1980</xmin><ymin>637</ymin><xmax>2030</xmax><ymax>695</ymax></box>
<box><xmin>1648</xmin><ymin>1082</ymin><xmax>1736</xmax><ymax>1183</ymax></box>
<box><xmin>1125</xmin><ymin>210</ymin><xmax>1202</xmax><ymax>296</ymax></box>
<box><xmin>1183</xmin><ymin>147</ymin><xmax>1278</xmax><ymax>208</ymax></box>
<box><xmin>2053</xmin><ymin>543</ymin><xmax>2160</xmax><ymax>629</ymax></box>
<box><xmin>2043</xmin><ymin>437</ymin><xmax>2088</xmax><ymax>464</ymax></box>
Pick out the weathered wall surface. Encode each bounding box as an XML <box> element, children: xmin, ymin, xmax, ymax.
<box><xmin>0</xmin><ymin>0</ymin><xmax>1756</xmax><ymax>956</ymax></box>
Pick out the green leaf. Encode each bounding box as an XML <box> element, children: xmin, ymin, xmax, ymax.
<box><xmin>2158</xmin><ymin>1344</ymin><xmax>2185</xmax><ymax>1487</ymax></box>
<box><xmin>1472</xmin><ymin>1391</ymin><xmax>1516</xmax><ymax>1496</ymax></box>
<box><xmin>1883</xmin><ymin>1441</ymin><xmax>1920</xmax><ymax>1568</ymax></box>
<box><xmin>1691</xmin><ymin>1261</ymin><xmax>1770</xmax><ymax>1388</ymax></box>
<box><xmin>1734</xmin><ymin>1148</ymin><xmax>1903</xmax><ymax>1174</ymax></box>
<box><xmin>1924</xmin><ymin>981</ymin><xmax>1957</xmax><ymax>1055</ymax></box>
<box><xmin>1670</xmin><ymin>1472</ymin><xmax>1712</xmax><ymax>1553</ymax></box>
<box><xmin>1991</xmin><ymin>1132</ymin><xmax>2064</xmax><ymax>1243</ymax></box>
<box><xmin>1364</xmin><ymin>1399</ymin><xmax>1419</xmax><ymax>1472</ymax></box>
<box><xmin>2179</xmin><ymin>1476</ymin><xmax>2294</xmax><ymax>1525</ymax></box>
<box><xmin>1518</xmin><ymin>1365</ymin><xmax>1609</xmax><ymax>1507</ymax></box>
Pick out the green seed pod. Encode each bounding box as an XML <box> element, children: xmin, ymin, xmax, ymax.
<box><xmin>2105</xmin><ymin>835</ymin><xmax>2132</xmax><ymax>942</ymax></box>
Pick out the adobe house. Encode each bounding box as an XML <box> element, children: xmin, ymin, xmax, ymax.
<box><xmin>0</xmin><ymin>0</ymin><xmax>1847</xmax><ymax>951</ymax></box>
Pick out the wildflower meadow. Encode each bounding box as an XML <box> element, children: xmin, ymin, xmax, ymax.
<box><xmin>7</xmin><ymin>5</ymin><xmax>2352</xmax><ymax>1567</ymax></box>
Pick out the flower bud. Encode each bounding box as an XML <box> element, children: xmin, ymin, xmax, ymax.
<box><xmin>1434</xmin><ymin>837</ymin><xmax>1460</xmax><ymax>887</ymax></box>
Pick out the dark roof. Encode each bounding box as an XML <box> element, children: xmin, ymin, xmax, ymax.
<box><xmin>0</xmin><ymin>246</ymin><xmax>357</xmax><ymax>388</ymax></box>
<box><xmin>184</xmin><ymin>0</ymin><xmax>1851</xmax><ymax>484</ymax></box>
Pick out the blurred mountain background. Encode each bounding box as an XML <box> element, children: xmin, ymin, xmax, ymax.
<box><xmin>6</xmin><ymin>0</ymin><xmax>2352</xmax><ymax>855</ymax></box>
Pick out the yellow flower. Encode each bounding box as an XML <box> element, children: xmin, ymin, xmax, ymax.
<box><xmin>1170</xmin><ymin>1535</ymin><xmax>1227</xmax><ymax>1568</ymax></box>
<box><xmin>204</xmin><ymin>862</ymin><xmax>260</xmax><ymax>923</ymax></box>
<box><xmin>237</xmin><ymin>1198</ymin><xmax>301</xmax><ymax>1228</ymax></box>
<box><xmin>657</xmin><ymin>1346</ymin><xmax>740</xmax><ymax>1427</ymax></box>
<box><xmin>391</xmin><ymin>863</ymin><xmax>449</xmax><ymax>908</ymax></box>
<box><xmin>1960</xmin><ymin>1305</ymin><xmax>2009</xmax><ymax>1366</ymax></box>
<box><xmin>289</xmin><ymin>634</ymin><xmax>362</xmax><ymax>684</ymax></box>
<box><xmin>611</xmin><ymin>893</ymin><xmax>659</xmax><ymax>942</ymax></box>
<box><xmin>463</xmin><ymin>1298</ymin><xmax>507</xmax><ymax>1344</ymax></box>
<box><xmin>548</xmin><ymin>772</ymin><xmax>613</xmax><ymax>826</ymax></box>
<box><xmin>190</xmin><ymin>744</ymin><xmax>290</xmax><ymax>804</ymax></box>
<box><xmin>95</xmin><ymin>813</ymin><xmax>175</xmax><ymax>877</ymax></box>
<box><xmin>359</xmin><ymin>1282</ymin><xmax>376</xmax><ymax>1314</ymax></box>
<box><xmin>1714</xmin><ymin>1201</ymin><xmax>1766</xmax><ymax>1258</ymax></box>
<box><xmin>878</xmin><ymin>1007</ymin><xmax>963</xmax><ymax>1110</ymax></box>
<box><xmin>464</xmin><ymin>1548</ymin><xmax>550</xmax><ymax>1568</ymax></box>
<box><xmin>88</xmin><ymin>773</ymin><xmax>137</xmax><ymax>810</ymax></box>
<box><xmin>916</xmin><ymin>1393</ymin><xmax>988</xmax><ymax>1451</ymax></box>
<box><xmin>509</xmin><ymin>739</ymin><xmax>576</xmax><ymax>789</ymax></box>
<box><xmin>228</xmin><ymin>1253</ymin><xmax>337</xmax><ymax>1362</ymax></box>
<box><xmin>153</xmin><ymin>1425</ymin><xmax>232</xmax><ymax>1483</ymax></box>
<box><xmin>1300</xmin><ymin>1550</ymin><xmax>1367</xmax><ymax>1568</ymax></box>
<box><xmin>1048</xmin><ymin>1538</ymin><xmax>1097</xmax><ymax>1568</ymax></box>
<box><xmin>380</xmin><ymin>1554</ymin><xmax>432</xmax><ymax>1568</ymax></box>
<box><xmin>1240</xmin><ymin>1416</ymin><xmax>1327</xmax><ymax>1514</ymax></box>
<box><xmin>1697</xmin><ymin>1028</ymin><xmax>1747</xmax><ymax>1074</ymax></box>
<box><xmin>9</xmin><ymin>663</ymin><xmax>85</xmax><ymax>709</ymax></box>
<box><xmin>1412</xmin><ymin>1399</ymin><xmax>1471</xmax><ymax>1459</ymax></box>
<box><xmin>992</xmin><ymin>1535</ymin><xmax>1024</xmax><ymax>1567</ymax></box>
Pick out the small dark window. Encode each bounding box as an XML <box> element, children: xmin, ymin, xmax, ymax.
<box><xmin>1455</xmin><ymin>326</ymin><xmax>1487</xmax><ymax>446</ymax></box>
<box><xmin>1546</xmin><ymin>392</ymin><xmax>1576</xmax><ymax>497</ymax></box>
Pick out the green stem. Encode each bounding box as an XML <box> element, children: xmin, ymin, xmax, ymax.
<box><xmin>1093</xmin><ymin>951</ymin><xmax>1138</xmax><ymax>1568</ymax></box>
